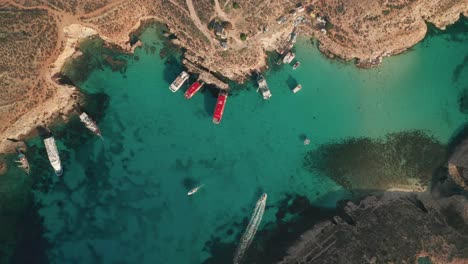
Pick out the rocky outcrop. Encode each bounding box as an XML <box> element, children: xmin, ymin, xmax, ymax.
<box><xmin>313</xmin><ymin>0</ymin><xmax>468</xmax><ymax>66</ymax></box>
<box><xmin>279</xmin><ymin>193</ymin><xmax>468</xmax><ymax>264</ymax></box>
<box><xmin>448</xmin><ymin>137</ymin><xmax>468</xmax><ymax>191</ymax></box>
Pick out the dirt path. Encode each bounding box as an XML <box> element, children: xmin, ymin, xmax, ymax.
<box><xmin>213</xmin><ymin>0</ymin><xmax>245</xmax><ymax>49</ymax></box>
<box><xmin>80</xmin><ymin>0</ymin><xmax>128</xmax><ymax>19</ymax></box>
<box><xmin>214</xmin><ymin>0</ymin><xmax>230</xmax><ymax>21</ymax></box>
<box><xmin>186</xmin><ymin>0</ymin><xmax>215</xmax><ymax>48</ymax></box>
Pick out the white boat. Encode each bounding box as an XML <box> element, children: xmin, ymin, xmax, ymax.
<box><xmin>293</xmin><ymin>61</ymin><xmax>300</xmax><ymax>70</ymax></box>
<box><xmin>282</xmin><ymin>52</ymin><xmax>295</xmax><ymax>64</ymax></box>
<box><xmin>169</xmin><ymin>71</ymin><xmax>189</xmax><ymax>92</ymax></box>
<box><xmin>44</xmin><ymin>137</ymin><xmax>62</xmax><ymax>176</ymax></box>
<box><xmin>79</xmin><ymin>112</ymin><xmax>102</xmax><ymax>139</ymax></box>
<box><xmin>15</xmin><ymin>149</ymin><xmax>30</xmax><ymax>174</ymax></box>
<box><xmin>292</xmin><ymin>84</ymin><xmax>302</xmax><ymax>93</ymax></box>
<box><xmin>187</xmin><ymin>184</ymin><xmax>204</xmax><ymax>196</ymax></box>
<box><xmin>304</xmin><ymin>138</ymin><xmax>310</xmax><ymax>145</ymax></box>
<box><xmin>257</xmin><ymin>74</ymin><xmax>272</xmax><ymax>100</ymax></box>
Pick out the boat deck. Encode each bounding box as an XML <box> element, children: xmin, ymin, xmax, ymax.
<box><xmin>185</xmin><ymin>81</ymin><xmax>203</xmax><ymax>99</ymax></box>
<box><xmin>213</xmin><ymin>92</ymin><xmax>228</xmax><ymax>124</ymax></box>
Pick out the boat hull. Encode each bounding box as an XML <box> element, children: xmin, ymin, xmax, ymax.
<box><xmin>213</xmin><ymin>91</ymin><xmax>228</xmax><ymax>124</ymax></box>
<box><xmin>169</xmin><ymin>71</ymin><xmax>189</xmax><ymax>92</ymax></box>
<box><xmin>184</xmin><ymin>81</ymin><xmax>203</xmax><ymax>99</ymax></box>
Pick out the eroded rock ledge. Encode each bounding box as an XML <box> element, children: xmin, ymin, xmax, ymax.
<box><xmin>313</xmin><ymin>0</ymin><xmax>468</xmax><ymax>66</ymax></box>
<box><xmin>279</xmin><ymin>193</ymin><xmax>468</xmax><ymax>264</ymax></box>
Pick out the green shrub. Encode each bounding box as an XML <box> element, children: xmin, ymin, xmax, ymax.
<box><xmin>240</xmin><ymin>33</ymin><xmax>247</xmax><ymax>41</ymax></box>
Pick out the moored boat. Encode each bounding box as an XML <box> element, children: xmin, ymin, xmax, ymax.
<box><xmin>169</xmin><ymin>71</ymin><xmax>189</xmax><ymax>92</ymax></box>
<box><xmin>184</xmin><ymin>81</ymin><xmax>204</xmax><ymax>99</ymax></box>
<box><xmin>79</xmin><ymin>112</ymin><xmax>102</xmax><ymax>139</ymax></box>
<box><xmin>44</xmin><ymin>136</ymin><xmax>62</xmax><ymax>176</ymax></box>
<box><xmin>257</xmin><ymin>74</ymin><xmax>272</xmax><ymax>100</ymax></box>
<box><xmin>213</xmin><ymin>91</ymin><xmax>228</xmax><ymax>124</ymax></box>
<box><xmin>187</xmin><ymin>184</ymin><xmax>204</xmax><ymax>196</ymax></box>
<box><xmin>293</xmin><ymin>61</ymin><xmax>300</xmax><ymax>69</ymax></box>
<box><xmin>292</xmin><ymin>84</ymin><xmax>302</xmax><ymax>93</ymax></box>
<box><xmin>282</xmin><ymin>52</ymin><xmax>295</xmax><ymax>64</ymax></box>
<box><xmin>15</xmin><ymin>148</ymin><xmax>30</xmax><ymax>174</ymax></box>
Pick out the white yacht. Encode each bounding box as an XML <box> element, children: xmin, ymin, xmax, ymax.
<box><xmin>44</xmin><ymin>137</ymin><xmax>62</xmax><ymax>176</ymax></box>
<box><xmin>257</xmin><ymin>74</ymin><xmax>272</xmax><ymax>100</ymax></box>
<box><xmin>169</xmin><ymin>71</ymin><xmax>189</xmax><ymax>92</ymax></box>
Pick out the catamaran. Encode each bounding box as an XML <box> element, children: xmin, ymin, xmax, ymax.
<box><xmin>79</xmin><ymin>112</ymin><xmax>102</xmax><ymax>139</ymax></box>
<box><xmin>169</xmin><ymin>71</ymin><xmax>189</xmax><ymax>92</ymax></box>
<box><xmin>257</xmin><ymin>74</ymin><xmax>272</xmax><ymax>100</ymax></box>
<box><xmin>15</xmin><ymin>148</ymin><xmax>30</xmax><ymax>174</ymax></box>
<box><xmin>184</xmin><ymin>81</ymin><xmax>204</xmax><ymax>99</ymax></box>
<box><xmin>44</xmin><ymin>136</ymin><xmax>62</xmax><ymax>176</ymax></box>
<box><xmin>213</xmin><ymin>91</ymin><xmax>228</xmax><ymax>124</ymax></box>
<box><xmin>292</xmin><ymin>84</ymin><xmax>302</xmax><ymax>93</ymax></box>
<box><xmin>187</xmin><ymin>184</ymin><xmax>204</xmax><ymax>195</ymax></box>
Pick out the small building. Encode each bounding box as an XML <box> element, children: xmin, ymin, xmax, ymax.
<box><xmin>289</xmin><ymin>32</ymin><xmax>297</xmax><ymax>43</ymax></box>
<box><xmin>294</xmin><ymin>16</ymin><xmax>304</xmax><ymax>27</ymax></box>
<box><xmin>276</xmin><ymin>16</ymin><xmax>287</xmax><ymax>24</ymax></box>
<box><xmin>219</xmin><ymin>41</ymin><xmax>228</xmax><ymax>50</ymax></box>
<box><xmin>214</xmin><ymin>23</ymin><xmax>228</xmax><ymax>39</ymax></box>
<box><xmin>297</xmin><ymin>3</ymin><xmax>305</xmax><ymax>12</ymax></box>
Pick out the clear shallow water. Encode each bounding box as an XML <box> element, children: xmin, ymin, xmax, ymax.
<box><xmin>2</xmin><ymin>20</ymin><xmax>468</xmax><ymax>263</ymax></box>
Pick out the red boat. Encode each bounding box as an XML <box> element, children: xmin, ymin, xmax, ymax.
<box><xmin>184</xmin><ymin>81</ymin><xmax>204</xmax><ymax>99</ymax></box>
<box><xmin>212</xmin><ymin>91</ymin><xmax>228</xmax><ymax>124</ymax></box>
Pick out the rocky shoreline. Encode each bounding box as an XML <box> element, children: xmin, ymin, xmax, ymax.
<box><xmin>0</xmin><ymin>0</ymin><xmax>467</xmax><ymax>157</ymax></box>
<box><xmin>279</xmin><ymin>191</ymin><xmax>468</xmax><ymax>263</ymax></box>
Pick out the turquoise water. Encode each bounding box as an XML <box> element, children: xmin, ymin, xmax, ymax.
<box><xmin>2</xmin><ymin>19</ymin><xmax>468</xmax><ymax>263</ymax></box>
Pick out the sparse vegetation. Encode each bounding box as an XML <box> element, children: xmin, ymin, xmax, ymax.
<box><xmin>240</xmin><ymin>33</ymin><xmax>247</xmax><ymax>41</ymax></box>
<box><xmin>233</xmin><ymin>2</ymin><xmax>240</xmax><ymax>9</ymax></box>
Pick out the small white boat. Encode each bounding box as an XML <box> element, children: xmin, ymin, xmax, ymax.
<box><xmin>292</xmin><ymin>84</ymin><xmax>302</xmax><ymax>93</ymax></box>
<box><xmin>15</xmin><ymin>149</ymin><xmax>30</xmax><ymax>174</ymax></box>
<box><xmin>187</xmin><ymin>184</ymin><xmax>204</xmax><ymax>196</ymax></box>
<box><xmin>293</xmin><ymin>61</ymin><xmax>300</xmax><ymax>69</ymax></box>
<box><xmin>169</xmin><ymin>71</ymin><xmax>189</xmax><ymax>92</ymax></box>
<box><xmin>304</xmin><ymin>138</ymin><xmax>310</xmax><ymax>145</ymax></box>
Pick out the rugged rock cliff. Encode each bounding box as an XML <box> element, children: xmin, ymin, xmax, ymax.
<box><xmin>279</xmin><ymin>193</ymin><xmax>468</xmax><ymax>264</ymax></box>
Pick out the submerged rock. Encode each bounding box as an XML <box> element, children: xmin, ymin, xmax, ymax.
<box><xmin>303</xmin><ymin>130</ymin><xmax>446</xmax><ymax>190</ymax></box>
<box><xmin>446</xmin><ymin>130</ymin><xmax>468</xmax><ymax>191</ymax></box>
<box><xmin>0</xmin><ymin>161</ymin><xmax>7</xmax><ymax>175</ymax></box>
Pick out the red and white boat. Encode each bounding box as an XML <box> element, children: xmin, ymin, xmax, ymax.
<box><xmin>184</xmin><ymin>81</ymin><xmax>204</xmax><ymax>99</ymax></box>
<box><xmin>212</xmin><ymin>91</ymin><xmax>228</xmax><ymax>124</ymax></box>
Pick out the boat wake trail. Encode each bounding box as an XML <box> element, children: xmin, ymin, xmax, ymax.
<box><xmin>233</xmin><ymin>193</ymin><xmax>267</xmax><ymax>264</ymax></box>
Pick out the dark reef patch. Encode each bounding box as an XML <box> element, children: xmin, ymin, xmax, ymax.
<box><xmin>425</xmin><ymin>16</ymin><xmax>468</xmax><ymax>43</ymax></box>
<box><xmin>303</xmin><ymin>130</ymin><xmax>446</xmax><ymax>190</ymax></box>
<box><xmin>452</xmin><ymin>54</ymin><xmax>468</xmax><ymax>84</ymax></box>
<box><xmin>202</xmin><ymin>194</ymin><xmax>341</xmax><ymax>264</ymax></box>
<box><xmin>202</xmin><ymin>84</ymin><xmax>218</xmax><ymax>116</ymax></box>
<box><xmin>10</xmin><ymin>198</ymin><xmax>49</xmax><ymax>264</ymax></box>
<box><xmin>457</xmin><ymin>88</ymin><xmax>468</xmax><ymax>114</ymax></box>
<box><xmin>61</xmin><ymin>36</ymin><xmax>130</xmax><ymax>84</ymax></box>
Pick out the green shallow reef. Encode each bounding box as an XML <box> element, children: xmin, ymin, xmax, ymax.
<box><xmin>0</xmin><ymin>18</ymin><xmax>467</xmax><ymax>263</ymax></box>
